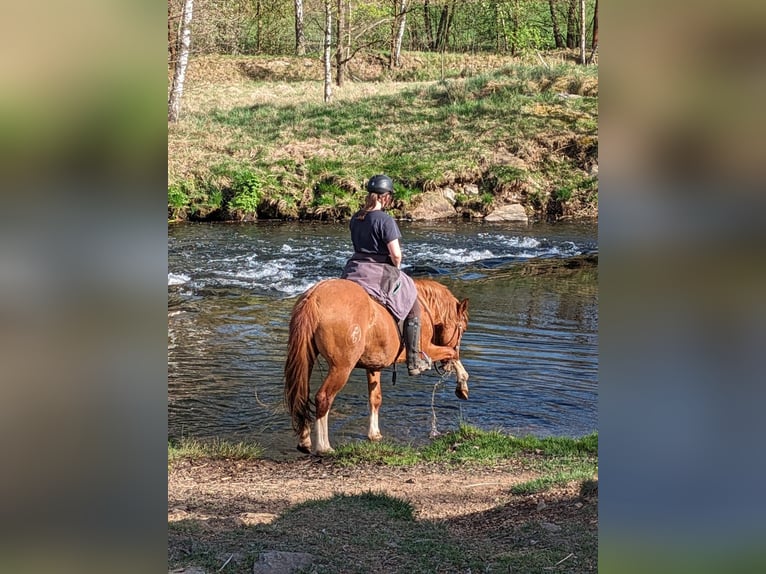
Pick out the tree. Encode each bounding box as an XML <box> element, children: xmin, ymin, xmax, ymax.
<box><xmin>168</xmin><ymin>0</ymin><xmax>194</xmax><ymax>122</ymax></box>
<box><xmin>579</xmin><ymin>0</ymin><xmax>586</xmax><ymax>64</ymax></box>
<box><xmin>335</xmin><ymin>0</ymin><xmax>348</xmax><ymax>86</ymax></box>
<box><xmin>589</xmin><ymin>0</ymin><xmax>598</xmax><ymax>62</ymax></box>
<box><xmin>548</xmin><ymin>0</ymin><xmax>564</xmax><ymax>48</ymax></box>
<box><xmin>294</xmin><ymin>0</ymin><xmax>306</xmax><ymax>55</ymax></box>
<box><xmin>168</xmin><ymin>2</ymin><xmax>177</xmax><ymax>69</ymax></box>
<box><xmin>565</xmin><ymin>0</ymin><xmax>577</xmax><ymax>49</ymax></box>
<box><xmin>423</xmin><ymin>0</ymin><xmax>434</xmax><ymax>49</ymax></box>
<box><xmin>435</xmin><ymin>1</ymin><xmax>454</xmax><ymax>52</ymax></box>
<box><xmin>390</xmin><ymin>0</ymin><xmax>410</xmax><ymax>68</ymax></box>
<box><xmin>323</xmin><ymin>0</ymin><xmax>333</xmax><ymax>103</ymax></box>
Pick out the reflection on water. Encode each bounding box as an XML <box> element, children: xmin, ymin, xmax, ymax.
<box><xmin>168</xmin><ymin>221</ymin><xmax>597</xmax><ymax>459</ymax></box>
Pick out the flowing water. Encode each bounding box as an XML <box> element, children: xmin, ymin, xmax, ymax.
<box><xmin>168</xmin><ymin>220</ymin><xmax>598</xmax><ymax>459</ymax></box>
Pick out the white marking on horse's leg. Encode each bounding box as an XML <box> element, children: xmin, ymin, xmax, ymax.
<box><xmin>453</xmin><ymin>359</ymin><xmax>470</xmax><ymax>400</ymax></box>
<box><xmin>314</xmin><ymin>413</ymin><xmax>334</xmax><ymax>454</ymax></box>
<box><xmin>368</xmin><ymin>409</ymin><xmax>382</xmax><ymax>442</ymax></box>
<box><xmin>367</xmin><ymin>372</ymin><xmax>383</xmax><ymax>442</ymax></box>
<box><xmin>453</xmin><ymin>359</ymin><xmax>469</xmax><ymax>384</ymax></box>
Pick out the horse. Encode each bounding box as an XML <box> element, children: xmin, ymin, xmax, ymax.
<box><xmin>284</xmin><ymin>278</ymin><xmax>470</xmax><ymax>454</ymax></box>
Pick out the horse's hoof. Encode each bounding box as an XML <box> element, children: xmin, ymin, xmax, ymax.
<box><xmin>368</xmin><ymin>433</ymin><xmax>383</xmax><ymax>442</ymax></box>
<box><xmin>455</xmin><ymin>387</ymin><xmax>469</xmax><ymax>400</ymax></box>
<box><xmin>296</xmin><ymin>444</ymin><xmax>312</xmax><ymax>454</ymax></box>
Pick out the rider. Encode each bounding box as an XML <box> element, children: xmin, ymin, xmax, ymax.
<box><xmin>341</xmin><ymin>174</ymin><xmax>432</xmax><ymax>376</ymax></box>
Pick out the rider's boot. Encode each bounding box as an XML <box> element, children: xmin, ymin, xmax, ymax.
<box><xmin>404</xmin><ymin>316</ymin><xmax>432</xmax><ymax>376</ymax></box>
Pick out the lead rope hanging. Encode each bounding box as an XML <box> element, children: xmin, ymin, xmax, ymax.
<box><xmin>429</xmin><ymin>370</ymin><xmax>454</xmax><ymax>438</ymax></box>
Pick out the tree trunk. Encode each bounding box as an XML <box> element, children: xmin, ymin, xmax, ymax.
<box><xmin>566</xmin><ymin>0</ymin><xmax>577</xmax><ymax>49</ymax></box>
<box><xmin>495</xmin><ymin>2</ymin><xmax>509</xmax><ymax>53</ymax></box>
<box><xmin>168</xmin><ymin>0</ymin><xmax>193</xmax><ymax>123</ymax></box>
<box><xmin>323</xmin><ymin>0</ymin><xmax>333</xmax><ymax>103</ymax></box>
<box><xmin>591</xmin><ymin>0</ymin><xmax>599</xmax><ymax>51</ymax></box>
<box><xmin>168</xmin><ymin>2</ymin><xmax>177</xmax><ymax>69</ymax></box>
<box><xmin>549</xmin><ymin>0</ymin><xmax>564</xmax><ymax>49</ymax></box>
<box><xmin>295</xmin><ymin>0</ymin><xmax>306</xmax><ymax>56</ymax></box>
<box><xmin>336</xmin><ymin>0</ymin><xmax>344</xmax><ymax>85</ymax></box>
<box><xmin>511</xmin><ymin>0</ymin><xmax>520</xmax><ymax>56</ymax></box>
<box><xmin>579</xmin><ymin>0</ymin><xmax>586</xmax><ymax>64</ymax></box>
<box><xmin>435</xmin><ymin>1</ymin><xmax>455</xmax><ymax>52</ymax></box>
<box><xmin>255</xmin><ymin>0</ymin><xmax>262</xmax><ymax>52</ymax></box>
<box><xmin>391</xmin><ymin>0</ymin><xmax>409</xmax><ymax>68</ymax></box>
<box><xmin>424</xmin><ymin>0</ymin><xmax>434</xmax><ymax>50</ymax></box>
<box><xmin>444</xmin><ymin>1</ymin><xmax>456</xmax><ymax>51</ymax></box>
<box><xmin>344</xmin><ymin>1</ymin><xmax>351</xmax><ymax>66</ymax></box>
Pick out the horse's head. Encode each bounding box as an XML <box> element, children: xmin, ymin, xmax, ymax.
<box><xmin>435</xmin><ymin>297</ymin><xmax>469</xmax><ymax>355</ymax></box>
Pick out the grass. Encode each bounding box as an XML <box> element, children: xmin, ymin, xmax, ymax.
<box><xmin>335</xmin><ymin>424</ymin><xmax>596</xmax><ymax>463</ymax></box>
<box><xmin>169</xmin><ymin>52</ymin><xmax>597</xmax><ymax>221</ymax></box>
<box><xmin>167</xmin><ymin>437</ymin><xmax>263</xmax><ymax>464</ymax></box>
<box><xmin>333</xmin><ymin>424</ymin><xmax>598</xmax><ymax>493</ymax></box>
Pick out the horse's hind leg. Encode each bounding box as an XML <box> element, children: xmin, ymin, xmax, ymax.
<box><xmin>366</xmin><ymin>370</ymin><xmax>383</xmax><ymax>442</ymax></box>
<box><xmin>314</xmin><ymin>364</ymin><xmax>353</xmax><ymax>454</ymax></box>
<box><xmin>297</xmin><ymin>426</ymin><xmax>312</xmax><ymax>453</ymax></box>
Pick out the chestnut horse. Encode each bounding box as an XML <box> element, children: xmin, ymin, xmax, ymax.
<box><xmin>284</xmin><ymin>278</ymin><xmax>469</xmax><ymax>454</ymax></box>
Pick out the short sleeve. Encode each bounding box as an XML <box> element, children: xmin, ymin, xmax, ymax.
<box><xmin>378</xmin><ymin>214</ymin><xmax>402</xmax><ymax>244</ymax></box>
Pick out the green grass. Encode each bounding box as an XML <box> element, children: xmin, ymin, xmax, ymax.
<box><xmin>169</xmin><ymin>55</ymin><xmax>597</xmax><ymax>221</ymax></box>
<box><xmin>512</xmin><ymin>463</ymin><xmax>598</xmax><ymax>495</ymax></box>
<box><xmin>333</xmin><ymin>425</ymin><xmax>598</xmax><ymax>495</ymax></box>
<box><xmin>167</xmin><ymin>437</ymin><xmax>263</xmax><ymax>464</ymax></box>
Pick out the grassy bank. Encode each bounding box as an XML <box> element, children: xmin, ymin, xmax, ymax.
<box><xmin>168</xmin><ymin>51</ymin><xmax>597</xmax><ymax>222</ymax></box>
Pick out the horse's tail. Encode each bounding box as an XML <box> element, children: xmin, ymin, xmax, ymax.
<box><xmin>284</xmin><ymin>289</ymin><xmax>320</xmax><ymax>436</ymax></box>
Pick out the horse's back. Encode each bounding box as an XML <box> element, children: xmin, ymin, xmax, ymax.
<box><xmin>303</xmin><ymin>279</ymin><xmax>376</xmax><ymax>333</ymax></box>
<box><xmin>307</xmin><ymin>278</ymin><xmax>371</xmax><ymax>310</ymax></box>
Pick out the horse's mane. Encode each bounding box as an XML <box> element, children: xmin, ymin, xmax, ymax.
<box><xmin>415</xmin><ymin>279</ymin><xmax>461</xmax><ymax>325</ymax></box>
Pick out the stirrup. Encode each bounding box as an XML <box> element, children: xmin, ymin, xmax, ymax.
<box><xmin>408</xmin><ymin>352</ymin><xmax>432</xmax><ymax>376</ymax></box>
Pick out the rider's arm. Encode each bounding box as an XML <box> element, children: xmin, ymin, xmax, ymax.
<box><xmin>387</xmin><ymin>238</ymin><xmax>402</xmax><ymax>268</ymax></box>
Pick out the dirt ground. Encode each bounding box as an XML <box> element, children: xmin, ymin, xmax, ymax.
<box><xmin>169</xmin><ymin>457</ymin><xmax>598</xmax><ymax>573</ymax></box>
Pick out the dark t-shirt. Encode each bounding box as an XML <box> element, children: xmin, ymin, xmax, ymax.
<box><xmin>349</xmin><ymin>210</ymin><xmax>402</xmax><ymax>258</ymax></box>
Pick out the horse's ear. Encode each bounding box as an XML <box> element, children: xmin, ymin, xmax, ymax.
<box><xmin>458</xmin><ymin>298</ymin><xmax>469</xmax><ymax>313</ymax></box>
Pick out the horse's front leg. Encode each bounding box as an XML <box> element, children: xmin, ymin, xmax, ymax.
<box><xmin>366</xmin><ymin>370</ymin><xmax>383</xmax><ymax>442</ymax></box>
<box><xmin>421</xmin><ymin>344</ymin><xmax>470</xmax><ymax>400</ymax></box>
<box><xmin>422</xmin><ymin>342</ymin><xmax>458</xmax><ymax>363</ymax></box>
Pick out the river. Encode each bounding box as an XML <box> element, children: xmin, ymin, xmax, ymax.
<box><xmin>168</xmin><ymin>220</ymin><xmax>597</xmax><ymax>459</ymax></box>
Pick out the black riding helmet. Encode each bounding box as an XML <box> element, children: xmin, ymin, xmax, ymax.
<box><xmin>366</xmin><ymin>174</ymin><xmax>394</xmax><ymax>196</ymax></box>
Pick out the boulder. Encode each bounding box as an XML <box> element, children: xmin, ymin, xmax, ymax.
<box><xmin>484</xmin><ymin>203</ymin><xmax>528</xmax><ymax>223</ymax></box>
<box><xmin>405</xmin><ymin>190</ymin><xmax>457</xmax><ymax>220</ymax></box>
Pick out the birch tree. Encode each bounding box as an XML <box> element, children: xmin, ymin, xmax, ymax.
<box><xmin>579</xmin><ymin>0</ymin><xmax>586</xmax><ymax>64</ymax></box>
<box><xmin>323</xmin><ymin>0</ymin><xmax>333</xmax><ymax>103</ymax></box>
<box><xmin>168</xmin><ymin>0</ymin><xmax>194</xmax><ymax>122</ymax></box>
<box><xmin>294</xmin><ymin>0</ymin><xmax>306</xmax><ymax>55</ymax></box>
<box><xmin>390</xmin><ymin>0</ymin><xmax>410</xmax><ymax>68</ymax></box>
<box><xmin>335</xmin><ymin>0</ymin><xmax>346</xmax><ymax>86</ymax></box>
